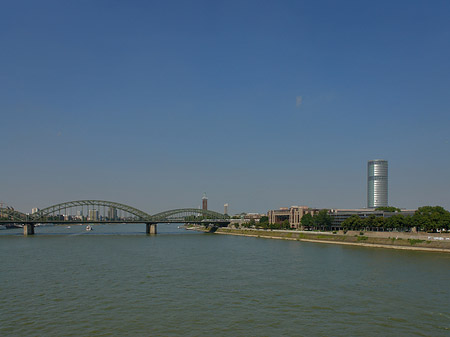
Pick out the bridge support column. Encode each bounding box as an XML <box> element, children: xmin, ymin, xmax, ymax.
<box><xmin>24</xmin><ymin>223</ymin><xmax>35</xmax><ymax>236</ymax></box>
<box><xmin>146</xmin><ymin>223</ymin><xmax>157</xmax><ymax>235</ymax></box>
<box><xmin>207</xmin><ymin>225</ymin><xmax>218</xmax><ymax>233</ymax></box>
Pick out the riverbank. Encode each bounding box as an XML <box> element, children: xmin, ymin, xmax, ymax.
<box><xmin>212</xmin><ymin>228</ymin><xmax>450</xmax><ymax>253</ymax></box>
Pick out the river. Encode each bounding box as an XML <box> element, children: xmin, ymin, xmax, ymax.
<box><xmin>1</xmin><ymin>224</ymin><xmax>449</xmax><ymax>336</ymax></box>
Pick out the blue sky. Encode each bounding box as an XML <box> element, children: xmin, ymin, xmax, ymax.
<box><xmin>1</xmin><ymin>0</ymin><xmax>449</xmax><ymax>214</ymax></box>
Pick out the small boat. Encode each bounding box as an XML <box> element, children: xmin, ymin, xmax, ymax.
<box><xmin>67</xmin><ymin>226</ymin><xmax>71</xmax><ymax>229</ymax></box>
<box><xmin>86</xmin><ymin>225</ymin><xmax>93</xmax><ymax>231</ymax></box>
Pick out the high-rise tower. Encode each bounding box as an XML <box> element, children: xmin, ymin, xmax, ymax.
<box><xmin>202</xmin><ymin>193</ymin><xmax>208</xmax><ymax>210</ymax></box>
<box><xmin>367</xmin><ymin>160</ymin><xmax>388</xmax><ymax>208</ymax></box>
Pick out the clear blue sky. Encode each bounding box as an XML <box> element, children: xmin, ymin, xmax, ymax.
<box><xmin>1</xmin><ymin>0</ymin><xmax>449</xmax><ymax>214</ymax></box>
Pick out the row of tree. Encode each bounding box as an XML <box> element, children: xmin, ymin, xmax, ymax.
<box><xmin>239</xmin><ymin>206</ymin><xmax>450</xmax><ymax>233</ymax></box>
<box><xmin>342</xmin><ymin>206</ymin><xmax>450</xmax><ymax>232</ymax></box>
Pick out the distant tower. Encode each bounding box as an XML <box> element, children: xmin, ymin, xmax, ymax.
<box><xmin>202</xmin><ymin>193</ymin><xmax>208</xmax><ymax>210</ymax></box>
<box><xmin>367</xmin><ymin>159</ymin><xmax>388</xmax><ymax>208</ymax></box>
<box><xmin>224</xmin><ymin>203</ymin><xmax>229</xmax><ymax>215</ymax></box>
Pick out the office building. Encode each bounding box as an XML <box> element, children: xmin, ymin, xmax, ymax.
<box><xmin>329</xmin><ymin>208</ymin><xmax>416</xmax><ymax>227</ymax></box>
<box><xmin>267</xmin><ymin>206</ymin><xmax>319</xmax><ymax>229</ymax></box>
<box><xmin>368</xmin><ymin>159</ymin><xmax>388</xmax><ymax>208</ymax></box>
<box><xmin>224</xmin><ymin>203</ymin><xmax>228</xmax><ymax>215</ymax></box>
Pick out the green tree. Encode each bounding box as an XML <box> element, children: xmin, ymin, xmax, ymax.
<box><xmin>269</xmin><ymin>222</ymin><xmax>279</xmax><ymax>230</ymax></box>
<box><xmin>412</xmin><ymin>206</ymin><xmax>450</xmax><ymax>232</ymax></box>
<box><xmin>374</xmin><ymin>216</ymin><xmax>386</xmax><ymax>230</ymax></box>
<box><xmin>259</xmin><ymin>216</ymin><xmax>269</xmax><ymax>226</ymax></box>
<box><xmin>313</xmin><ymin>210</ymin><xmax>332</xmax><ymax>230</ymax></box>
<box><xmin>300</xmin><ymin>213</ymin><xmax>314</xmax><ymax>229</ymax></box>
<box><xmin>385</xmin><ymin>214</ymin><xmax>411</xmax><ymax>230</ymax></box>
<box><xmin>364</xmin><ymin>215</ymin><xmax>377</xmax><ymax>230</ymax></box>
<box><xmin>258</xmin><ymin>221</ymin><xmax>269</xmax><ymax>229</ymax></box>
<box><xmin>342</xmin><ymin>215</ymin><xmax>362</xmax><ymax>230</ymax></box>
<box><xmin>281</xmin><ymin>219</ymin><xmax>290</xmax><ymax>229</ymax></box>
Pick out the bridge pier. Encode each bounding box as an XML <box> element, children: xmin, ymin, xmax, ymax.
<box><xmin>146</xmin><ymin>223</ymin><xmax>157</xmax><ymax>235</ymax></box>
<box><xmin>207</xmin><ymin>225</ymin><xmax>218</xmax><ymax>233</ymax></box>
<box><xmin>23</xmin><ymin>223</ymin><xmax>35</xmax><ymax>236</ymax></box>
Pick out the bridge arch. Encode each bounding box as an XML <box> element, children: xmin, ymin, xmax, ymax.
<box><xmin>0</xmin><ymin>207</ymin><xmax>28</xmax><ymax>222</ymax></box>
<box><xmin>151</xmin><ymin>208</ymin><xmax>229</xmax><ymax>222</ymax></box>
<box><xmin>32</xmin><ymin>200</ymin><xmax>152</xmax><ymax>221</ymax></box>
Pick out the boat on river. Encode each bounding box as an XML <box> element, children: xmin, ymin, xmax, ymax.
<box><xmin>86</xmin><ymin>225</ymin><xmax>93</xmax><ymax>231</ymax></box>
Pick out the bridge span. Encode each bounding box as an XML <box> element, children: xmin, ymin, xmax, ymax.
<box><xmin>0</xmin><ymin>200</ymin><xmax>230</xmax><ymax>236</ymax></box>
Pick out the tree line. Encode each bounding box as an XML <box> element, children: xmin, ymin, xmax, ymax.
<box><xmin>342</xmin><ymin>206</ymin><xmax>450</xmax><ymax>232</ymax></box>
<box><xmin>238</xmin><ymin>206</ymin><xmax>450</xmax><ymax>233</ymax></box>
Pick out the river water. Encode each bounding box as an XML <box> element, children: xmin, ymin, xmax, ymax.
<box><xmin>1</xmin><ymin>224</ymin><xmax>449</xmax><ymax>336</ymax></box>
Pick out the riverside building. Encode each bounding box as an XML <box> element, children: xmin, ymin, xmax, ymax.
<box><xmin>267</xmin><ymin>206</ymin><xmax>319</xmax><ymax>229</ymax></box>
<box><xmin>267</xmin><ymin>206</ymin><xmax>416</xmax><ymax>229</ymax></box>
<box><xmin>329</xmin><ymin>208</ymin><xmax>416</xmax><ymax>227</ymax></box>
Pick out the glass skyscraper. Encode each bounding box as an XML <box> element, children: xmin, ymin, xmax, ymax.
<box><xmin>367</xmin><ymin>160</ymin><xmax>388</xmax><ymax>208</ymax></box>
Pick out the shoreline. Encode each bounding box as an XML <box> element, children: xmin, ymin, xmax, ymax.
<box><xmin>212</xmin><ymin>228</ymin><xmax>450</xmax><ymax>253</ymax></box>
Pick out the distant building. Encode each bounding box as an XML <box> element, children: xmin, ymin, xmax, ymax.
<box><xmin>267</xmin><ymin>205</ymin><xmax>416</xmax><ymax>229</ymax></box>
<box><xmin>76</xmin><ymin>210</ymin><xmax>84</xmax><ymax>221</ymax></box>
<box><xmin>108</xmin><ymin>207</ymin><xmax>117</xmax><ymax>220</ymax></box>
<box><xmin>229</xmin><ymin>212</ymin><xmax>265</xmax><ymax>226</ymax></box>
<box><xmin>224</xmin><ymin>203</ymin><xmax>229</xmax><ymax>215</ymax></box>
<box><xmin>31</xmin><ymin>208</ymin><xmax>40</xmax><ymax>214</ymax></box>
<box><xmin>88</xmin><ymin>209</ymin><xmax>99</xmax><ymax>221</ymax></box>
<box><xmin>202</xmin><ymin>193</ymin><xmax>208</xmax><ymax>210</ymax></box>
<box><xmin>330</xmin><ymin>208</ymin><xmax>416</xmax><ymax>227</ymax></box>
<box><xmin>368</xmin><ymin>159</ymin><xmax>388</xmax><ymax>208</ymax></box>
<box><xmin>267</xmin><ymin>206</ymin><xmax>319</xmax><ymax>229</ymax></box>
<box><xmin>244</xmin><ymin>213</ymin><xmax>265</xmax><ymax>222</ymax></box>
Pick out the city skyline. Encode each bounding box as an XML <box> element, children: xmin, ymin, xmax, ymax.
<box><xmin>1</xmin><ymin>1</ymin><xmax>449</xmax><ymax>213</ymax></box>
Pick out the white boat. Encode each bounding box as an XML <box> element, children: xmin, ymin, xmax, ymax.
<box><xmin>67</xmin><ymin>226</ymin><xmax>71</xmax><ymax>229</ymax></box>
<box><xmin>86</xmin><ymin>225</ymin><xmax>93</xmax><ymax>231</ymax></box>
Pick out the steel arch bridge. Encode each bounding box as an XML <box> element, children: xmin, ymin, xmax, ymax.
<box><xmin>152</xmin><ymin>208</ymin><xmax>229</xmax><ymax>222</ymax></box>
<box><xmin>32</xmin><ymin>200</ymin><xmax>153</xmax><ymax>222</ymax></box>
<box><xmin>0</xmin><ymin>207</ymin><xmax>28</xmax><ymax>222</ymax></box>
<box><xmin>0</xmin><ymin>200</ymin><xmax>230</xmax><ymax>235</ymax></box>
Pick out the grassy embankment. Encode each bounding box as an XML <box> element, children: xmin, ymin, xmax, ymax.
<box><xmin>214</xmin><ymin>228</ymin><xmax>450</xmax><ymax>252</ymax></box>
